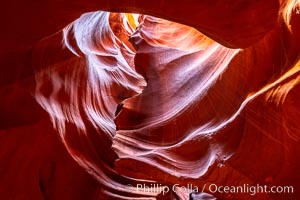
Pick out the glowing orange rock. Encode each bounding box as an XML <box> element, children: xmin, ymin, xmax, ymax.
<box><xmin>0</xmin><ymin>0</ymin><xmax>300</xmax><ymax>199</ymax></box>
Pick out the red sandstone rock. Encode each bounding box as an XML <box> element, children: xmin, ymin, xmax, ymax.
<box><xmin>0</xmin><ymin>0</ymin><xmax>300</xmax><ymax>199</ymax></box>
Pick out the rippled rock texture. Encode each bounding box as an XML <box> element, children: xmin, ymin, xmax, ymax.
<box><xmin>1</xmin><ymin>0</ymin><xmax>300</xmax><ymax>199</ymax></box>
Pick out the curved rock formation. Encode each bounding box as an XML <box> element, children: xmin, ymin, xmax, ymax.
<box><xmin>1</xmin><ymin>0</ymin><xmax>300</xmax><ymax>199</ymax></box>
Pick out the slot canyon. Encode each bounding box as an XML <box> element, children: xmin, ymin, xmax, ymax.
<box><xmin>1</xmin><ymin>0</ymin><xmax>300</xmax><ymax>199</ymax></box>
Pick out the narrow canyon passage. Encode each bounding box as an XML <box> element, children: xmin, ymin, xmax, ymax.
<box><xmin>0</xmin><ymin>0</ymin><xmax>300</xmax><ymax>199</ymax></box>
